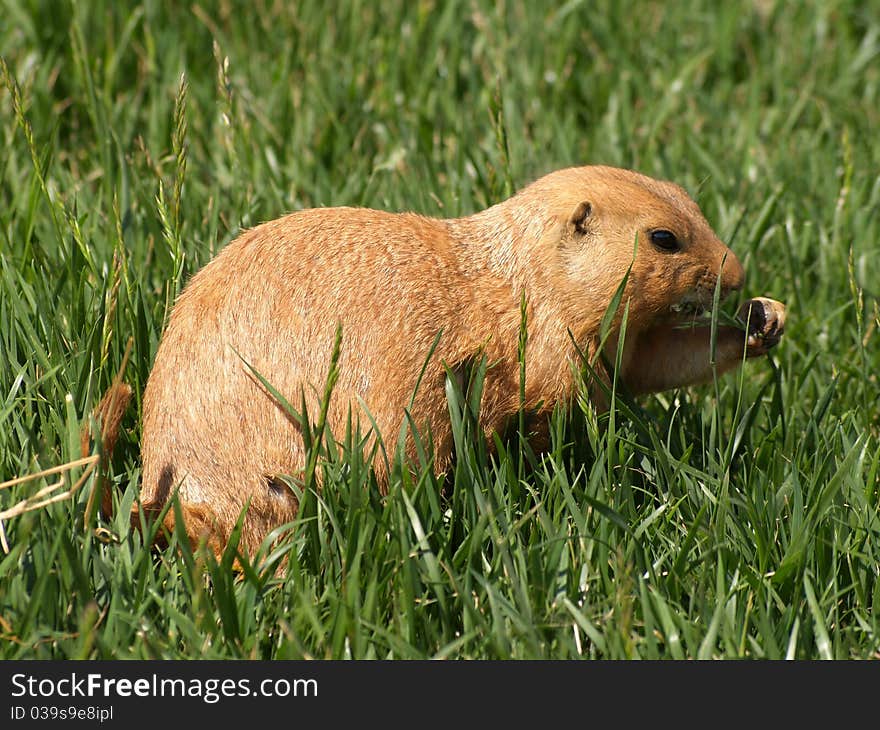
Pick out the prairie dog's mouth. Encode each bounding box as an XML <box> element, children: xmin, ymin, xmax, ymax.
<box><xmin>669</xmin><ymin>299</ymin><xmax>709</xmax><ymax>318</ymax></box>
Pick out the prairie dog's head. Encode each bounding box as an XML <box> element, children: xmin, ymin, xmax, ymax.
<box><xmin>536</xmin><ymin>166</ymin><xmax>745</xmax><ymax>332</ymax></box>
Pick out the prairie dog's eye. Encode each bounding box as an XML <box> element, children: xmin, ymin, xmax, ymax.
<box><xmin>651</xmin><ymin>229</ymin><xmax>680</xmax><ymax>251</ymax></box>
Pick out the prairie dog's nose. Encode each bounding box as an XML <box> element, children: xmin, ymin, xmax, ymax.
<box><xmin>720</xmin><ymin>249</ymin><xmax>745</xmax><ymax>297</ymax></box>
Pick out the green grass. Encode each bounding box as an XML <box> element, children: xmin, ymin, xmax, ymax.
<box><xmin>1</xmin><ymin>0</ymin><xmax>879</xmax><ymax>659</ymax></box>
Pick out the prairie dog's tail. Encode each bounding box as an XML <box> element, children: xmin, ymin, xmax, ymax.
<box><xmin>80</xmin><ymin>381</ymin><xmax>133</xmax><ymax>519</ymax></box>
<box><xmin>80</xmin><ymin>381</ymin><xmax>133</xmax><ymax>459</ymax></box>
<box><xmin>81</xmin><ymin>378</ymin><xmax>217</xmax><ymax>553</ymax></box>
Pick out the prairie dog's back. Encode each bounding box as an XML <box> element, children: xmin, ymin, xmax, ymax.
<box><xmin>139</xmin><ymin>206</ymin><xmax>478</xmax><ymax>547</ymax></box>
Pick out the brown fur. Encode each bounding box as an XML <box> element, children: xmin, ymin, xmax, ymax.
<box><xmin>138</xmin><ymin>165</ymin><xmax>786</xmax><ymax>554</ymax></box>
<box><xmin>81</xmin><ymin>381</ymin><xmax>132</xmax><ymax>520</ymax></box>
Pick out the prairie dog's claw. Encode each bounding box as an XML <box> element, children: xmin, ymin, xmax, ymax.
<box><xmin>737</xmin><ymin>297</ymin><xmax>787</xmax><ymax>356</ymax></box>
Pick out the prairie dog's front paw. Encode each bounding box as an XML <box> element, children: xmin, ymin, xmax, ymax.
<box><xmin>737</xmin><ymin>297</ymin><xmax>787</xmax><ymax>356</ymax></box>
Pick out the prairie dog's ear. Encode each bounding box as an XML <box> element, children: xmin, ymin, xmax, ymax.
<box><xmin>567</xmin><ymin>201</ymin><xmax>593</xmax><ymax>236</ymax></box>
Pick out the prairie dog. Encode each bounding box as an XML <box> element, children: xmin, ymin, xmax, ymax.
<box><xmin>139</xmin><ymin>165</ymin><xmax>786</xmax><ymax>553</ymax></box>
